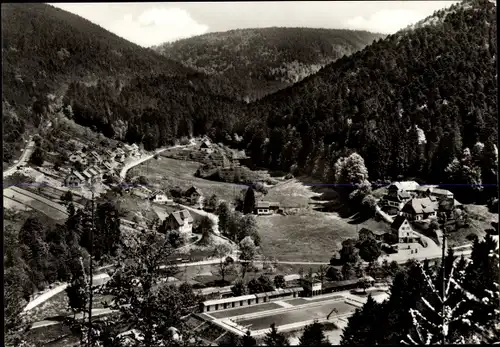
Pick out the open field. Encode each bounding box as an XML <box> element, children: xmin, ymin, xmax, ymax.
<box><xmin>264</xmin><ymin>178</ymin><xmax>320</xmax><ymax>208</ymax></box>
<box><xmin>129</xmin><ymin>156</ymin><xmax>249</xmax><ymax>203</ymax></box>
<box><xmin>4</xmin><ymin>187</ymin><xmax>68</xmax><ymax>221</ymax></box>
<box><xmin>257</xmin><ymin>211</ymin><xmax>360</xmax><ymax>262</ymax></box>
<box><xmin>117</xmin><ymin>193</ymin><xmax>159</xmax><ymax>222</ymax></box>
<box><xmin>237</xmin><ymin>301</ymin><xmax>357</xmax><ymax>331</ymax></box>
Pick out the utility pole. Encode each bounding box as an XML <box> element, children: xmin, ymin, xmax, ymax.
<box><xmin>87</xmin><ymin>177</ymin><xmax>96</xmax><ymax>347</ymax></box>
<box><xmin>439</xmin><ymin>213</ymin><xmax>448</xmax><ymax>346</ymax></box>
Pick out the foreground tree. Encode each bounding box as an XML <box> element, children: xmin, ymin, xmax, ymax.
<box><xmin>403</xmin><ymin>236</ymin><xmax>500</xmax><ymax>344</ymax></box>
<box><xmin>29</xmin><ymin>146</ymin><xmax>45</xmax><ymax>166</ymax></box>
<box><xmin>214</xmin><ymin>243</ymin><xmax>235</xmax><ymax>284</ymax></box>
<box><xmin>358</xmin><ymin>238</ymin><xmax>382</xmax><ymax>262</ymax></box>
<box><xmin>216</xmin><ymin>202</ymin><xmax>231</xmax><ymax>234</ymax></box>
<box><xmin>231</xmin><ymin>279</ymin><xmax>248</xmax><ymax>296</ymax></box>
<box><xmin>340</xmin><ymin>295</ymin><xmax>382</xmax><ymax>345</ymax></box>
<box><xmin>243</xmin><ymin>187</ymin><xmax>256</xmax><ymax>214</ymax></box>
<box><xmin>247</xmin><ymin>275</ymin><xmax>274</xmax><ymax>294</ymax></box>
<box><xmin>274</xmin><ymin>274</ymin><xmax>286</xmax><ymax>289</ymax></box>
<box><xmin>98</xmin><ymin>232</ymin><xmax>201</xmax><ymax>346</ymax></box>
<box><xmin>239</xmin><ymin>236</ymin><xmax>257</xmax><ymax>279</ymax></box>
<box><xmin>264</xmin><ymin>323</ymin><xmax>290</xmax><ymax>346</ymax></box>
<box><xmin>299</xmin><ymin>321</ymin><xmax>332</xmax><ymax>346</ymax></box>
<box><xmin>240</xmin><ymin>330</ymin><xmax>257</xmax><ymax>347</ymax></box>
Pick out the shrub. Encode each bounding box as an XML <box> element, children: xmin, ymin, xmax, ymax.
<box><xmin>179</xmin><ymin>137</ymin><xmax>190</xmax><ymax>146</ymax></box>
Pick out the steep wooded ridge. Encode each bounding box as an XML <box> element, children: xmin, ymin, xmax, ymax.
<box><xmin>2</xmin><ymin>3</ymin><xmax>203</xmax><ymax>161</ymax></box>
<box><xmin>236</xmin><ymin>0</ymin><xmax>497</xmax><ymax>202</ymax></box>
<box><xmin>154</xmin><ymin>27</ymin><xmax>384</xmax><ymax>101</ymax></box>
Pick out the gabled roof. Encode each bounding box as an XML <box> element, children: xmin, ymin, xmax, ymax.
<box><xmin>432</xmin><ymin>188</ymin><xmax>453</xmax><ymax>196</ymax></box>
<box><xmin>88</xmin><ymin>168</ymin><xmax>99</xmax><ymax>176</ymax></box>
<box><xmin>403</xmin><ymin>198</ymin><xmax>437</xmax><ymax>215</ymax></box>
<box><xmin>389</xmin><ymin>181</ymin><xmax>420</xmax><ymax>192</ymax></box>
<box><xmin>168</xmin><ymin>210</ymin><xmax>193</xmax><ymax>226</ymax></box>
<box><xmin>256</xmin><ymin>201</ymin><xmax>270</xmax><ymax>208</ymax></box>
<box><xmin>82</xmin><ymin>171</ymin><xmax>93</xmax><ymax>179</ymax></box>
<box><xmin>256</xmin><ymin>201</ymin><xmax>280</xmax><ymax>209</ymax></box>
<box><xmin>149</xmin><ymin>190</ymin><xmax>169</xmax><ymax>199</ymax></box>
<box><xmin>69</xmin><ymin>171</ymin><xmax>85</xmax><ymax>181</ymax></box>
<box><xmin>104</xmin><ymin>149</ymin><xmax>113</xmax><ymax>156</ymax></box>
<box><xmin>391</xmin><ymin>215</ymin><xmax>408</xmax><ymax>230</ymax></box>
<box><xmin>185</xmin><ymin>186</ymin><xmax>201</xmax><ymax>196</ymax></box>
<box><xmin>200</xmin><ymin>140</ymin><xmax>211</xmax><ymax>148</ymax></box>
<box><xmin>102</xmin><ymin>161</ymin><xmax>113</xmax><ymax>169</ymax></box>
<box><xmin>90</xmin><ymin>151</ymin><xmax>101</xmax><ymax>159</ymax></box>
<box><xmin>359</xmin><ymin>227</ymin><xmax>386</xmax><ymax>236</ymax></box>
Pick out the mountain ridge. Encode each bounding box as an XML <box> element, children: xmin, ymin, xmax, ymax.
<box><xmin>154</xmin><ymin>27</ymin><xmax>385</xmax><ymax>100</ymax></box>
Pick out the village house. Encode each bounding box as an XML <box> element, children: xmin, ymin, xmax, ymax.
<box><xmin>401</xmin><ymin>197</ymin><xmax>438</xmax><ymax>221</ymax></box>
<box><xmin>255</xmin><ymin>201</ymin><xmax>281</xmax><ymax>215</ymax></box>
<box><xmin>358</xmin><ymin>227</ymin><xmax>387</xmax><ymax>242</ymax></box>
<box><xmin>185</xmin><ymin>186</ymin><xmax>203</xmax><ymax>206</ymax></box>
<box><xmin>64</xmin><ymin>171</ymin><xmax>86</xmax><ymax>188</ymax></box>
<box><xmin>200</xmin><ymin>139</ymin><xmax>213</xmax><ymax>153</ymax></box>
<box><xmin>90</xmin><ymin>151</ymin><xmax>102</xmax><ymax>163</ymax></box>
<box><xmin>123</xmin><ymin>143</ymin><xmax>140</xmax><ymax>157</ymax></box>
<box><xmin>69</xmin><ymin>151</ymin><xmax>88</xmax><ymax>166</ymax></box>
<box><xmin>415</xmin><ymin>186</ymin><xmax>454</xmax><ymax>200</ymax></box>
<box><xmin>381</xmin><ymin>181</ymin><xmax>420</xmax><ymax>210</ymax></box>
<box><xmin>381</xmin><ymin>189</ymin><xmax>412</xmax><ymax>210</ymax></box>
<box><xmin>391</xmin><ymin>216</ymin><xmax>423</xmax><ymax>253</ymax></box>
<box><xmin>101</xmin><ymin>161</ymin><xmax>114</xmax><ymax>171</ymax></box>
<box><xmin>115</xmin><ymin>153</ymin><xmax>125</xmax><ymax>163</ymax></box>
<box><xmin>164</xmin><ymin>210</ymin><xmax>194</xmax><ymax>234</ymax></box>
<box><xmin>104</xmin><ymin>149</ymin><xmax>114</xmax><ymax>159</ymax></box>
<box><xmin>149</xmin><ymin>191</ymin><xmax>173</xmax><ymax>205</ymax></box>
<box><xmin>115</xmin><ymin>147</ymin><xmax>126</xmax><ymax>156</ymax></box>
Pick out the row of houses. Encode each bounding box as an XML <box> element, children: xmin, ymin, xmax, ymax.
<box><xmin>359</xmin><ymin>215</ymin><xmax>424</xmax><ymax>253</ymax></box>
<box><xmin>381</xmin><ymin>181</ymin><xmax>462</xmax><ymax>221</ymax></box>
<box><xmin>64</xmin><ymin>165</ymin><xmax>104</xmax><ymax>188</ymax></box>
<box><xmin>69</xmin><ymin>143</ymin><xmax>140</xmax><ymax>167</ymax></box>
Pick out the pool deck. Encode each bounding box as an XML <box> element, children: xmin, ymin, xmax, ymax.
<box><xmin>200</xmin><ymin>288</ymin><xmax>390</xmax><ymax>337</ymax></box>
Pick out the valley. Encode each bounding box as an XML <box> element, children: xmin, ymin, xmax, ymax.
<box><xmin>2</xmin><ymin>0</ymin><xmax>499</xmax><ymax>346</ymax></box>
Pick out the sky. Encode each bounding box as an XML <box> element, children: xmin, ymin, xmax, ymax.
<box><xmin>51</xmin><ymin>1</ymin><xmax>459</xmax><ymax>48</ymax></box>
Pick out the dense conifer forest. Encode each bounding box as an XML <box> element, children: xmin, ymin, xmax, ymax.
<box><xmin>154</xmin><ymin>27</ymin><xmax>384</xmax><ymax>100</ymax></box>
<box><xmin>2</xmin><ymin>0</ymin><xmax>498</xmax><ymax>204</ymax></box>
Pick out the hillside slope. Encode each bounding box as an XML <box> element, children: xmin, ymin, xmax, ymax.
<box><xmin>234</xmin><ymin>0</ymin><xmax>497</xmax><ymax>202</ymax></box>
<box><xmin>1</xmin><ymin>3</ymin><xmax>195</xmax><ymax>162</ymax></box>
<box><xmin>154</xmin><ymin>27</ymin><xmax>384</xmax><ymax>101</ymax></box>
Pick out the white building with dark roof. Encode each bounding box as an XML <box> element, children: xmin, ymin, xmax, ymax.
<box><xmin>149</xmin><ymin>191</ymin><xmax>173</xmax><ymax>205</ymax></box>
<box><xmin>65</xmin><ymin>171</ymin><xmax>86</xmax><ymax>188</ymax></box>
<box><xmin>255</xmin><ymin>201</ymin><xmax>280</xmax><ymax>215</ymax></box>
<box><xmin>164</xmin><ymin>210</ymin><xmax>194</xmax><ymax>234</ymax></box>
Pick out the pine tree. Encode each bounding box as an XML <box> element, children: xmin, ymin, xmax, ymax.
<box><xmin>340</xmin><ymin>295</ymin><xmax>382</xmax><ymax>345</ymax></box>
<box><xmin>240</xmin><ymin>330</ymin><xmax>257</xmax><ymax>347</ymax></box>
<box><xmin>264</xmin><ymin>323</ymin><xmax>290</xmax><ymax>346</ymax></box>
<box><xmin>243</xmin><ymin>187</ymin><xmax>256</xmax><ymax>215</ymax></box>
<box><xmin>402</xmin><ymin>242</ymin><xmax>499</xmax><ymax>345</ymax></box>
<box><xmin>299</xmin><ymin>321</ymin><xmax>331</xmax><ymax>346</ymax></box>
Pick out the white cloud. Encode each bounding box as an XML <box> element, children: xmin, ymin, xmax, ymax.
<box><xmin>109</xmin><ymin>7</ymin><xmax>209</xmax><ymax>47</ymax></box>
<box><xmin>344</xmin><ymin>9</ymin><xmax>426</xmax><ymax>34</ymax></box>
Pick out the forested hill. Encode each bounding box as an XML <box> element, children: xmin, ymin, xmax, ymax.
<box><xmin>1</xmin><ymin>3</ymin><xmax>233</xmax><ymax>162</ymax></box>
<box><xmin>237</xmin><ymin>0</ymin><xmax>497</xmax><ymax>202</ymax></box>
<box><xmin>154</xmin><ymin>27</ymin><xmax>384</xmax><ymax>101</ymax></box>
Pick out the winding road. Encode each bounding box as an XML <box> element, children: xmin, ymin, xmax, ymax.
<box><xmin>3</xmin><ymin>136</ymin><xmax>35</xmax><ymax>178</ymax></box>
<box><xmin>119</xmin><ymin>139</ymin><xmax>196</xmax><ymax>180</ymax></box>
